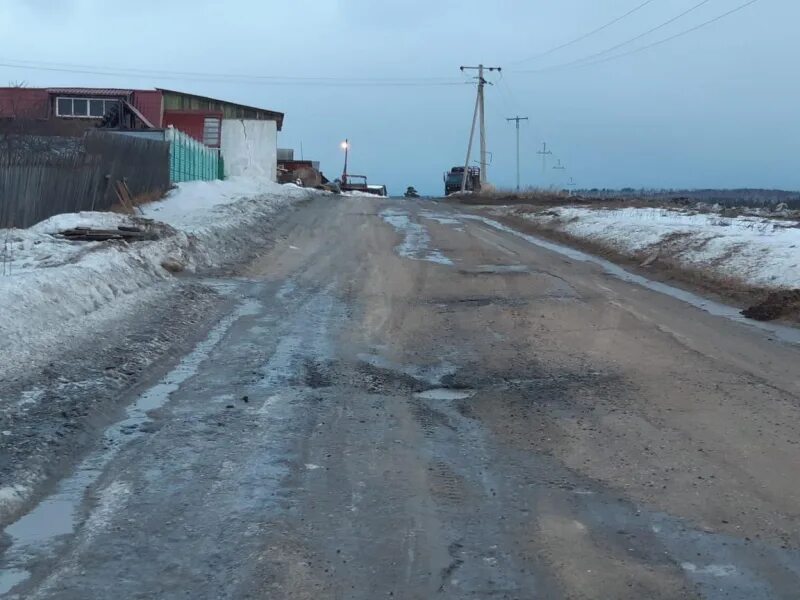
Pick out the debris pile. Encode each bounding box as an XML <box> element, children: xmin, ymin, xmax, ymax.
<box><xmin>55</xmin><ymin>225</ymin><xmax>156</xmax><ymax>242</ymax></box>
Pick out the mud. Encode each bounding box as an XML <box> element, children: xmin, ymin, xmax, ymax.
<box><xmin>2</xmin><ymin>196</ymin><xmax>799</xmax><ymax>599</ymax></box>
<box><xmin>743</xmin><ymin>289</ymin><xmax>800</xmax><ymax>321</ymax></box>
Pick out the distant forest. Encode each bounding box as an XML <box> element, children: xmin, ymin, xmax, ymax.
<box><xmin>575</xmin><ymin>188</ymin><xmax>800</xmax><ymax>209</ymax></box>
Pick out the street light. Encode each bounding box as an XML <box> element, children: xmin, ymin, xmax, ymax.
<box><xmin>341</xmin><ymin>138</ymin><xmax>349</xmax><ymax>183</ymax></box>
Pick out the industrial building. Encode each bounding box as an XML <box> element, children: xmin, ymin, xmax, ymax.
<box><xmin>0</xmin><ymin>86</ymin><xmax>284</xmax><ymax>180</ymax></box>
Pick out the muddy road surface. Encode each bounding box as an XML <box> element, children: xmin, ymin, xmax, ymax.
<box><xmin>2</xmin><ymin>196</ymin><xmax>800</xmax><ymax>599</ymax></box>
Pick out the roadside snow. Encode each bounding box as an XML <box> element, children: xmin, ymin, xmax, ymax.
<box><xmin>509</xmin><ymin>206</ymin><xmax>800</xmax><ymax>289</ymax></box>
<box><xmin>0</xmin><ymin>177</ymin><xmax>318</xmax><ymax>374</ymax></box>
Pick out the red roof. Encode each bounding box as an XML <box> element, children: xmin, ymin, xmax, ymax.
<box><xmin>46</xmin><ymin>88</ymin><xmax>134</xmax><ymax>96</ymax></box>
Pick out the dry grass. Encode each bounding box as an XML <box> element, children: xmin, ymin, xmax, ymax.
<box><xmin>109</xmin><ymin>187</ymin><xmax>169</xmax><ymax>215</ymax></box>
<box><xmin>490</xmin><ymin>213</ymin><xmax>800</xmax><ymax>323</ymax></box>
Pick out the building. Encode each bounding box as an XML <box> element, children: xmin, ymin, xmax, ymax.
<box><xmin>0</xmin><ymin>87</ymin><xmax>284</xmax><ymax>180</ymax></box>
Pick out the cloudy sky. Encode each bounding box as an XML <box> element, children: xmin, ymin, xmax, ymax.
<box><xmin>1</xmin><ymin>0</ymin><xmax>797</xmax><ymax>195</ymax></box>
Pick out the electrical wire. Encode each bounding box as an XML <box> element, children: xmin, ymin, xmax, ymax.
<box><xmin>0</xmin><ymin>58</ymin><xmax>466</xmax><ymax>87</ymax></box>
<box><xmin>510</xmin><ymin>0</ymin><xmax>660</xmax><ymax>65</ymax></box>
<box><xmin>515</xmin><ymin>0</ymin><xmax>759</xmax><ymax>74</ymax></box>
<box><xmin>513</xmin><ymin>0</ymin><xmax>714</xmax><ymax>74</ymax></box>
<box><xmin>575</xmin><ymin>0</ymin><xmax>761</xmax><ymax>68</ymax></box>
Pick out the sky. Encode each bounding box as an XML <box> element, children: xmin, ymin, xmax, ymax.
<box><xmin>1</xmin><ymin>0</ymin><xmax>798</xmax><ymax>195</ymax></box>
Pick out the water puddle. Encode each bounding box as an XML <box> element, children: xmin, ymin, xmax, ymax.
<box><xmin>0</xmin><ymin>570</ymin><xmax>27</xmax><ymax>596</ymax></box>
<box><xmin>380</xmin><ymin>208</ymin><xmax>454</xmax><ymax>266</ymax></box>
<box><xmin>469</xmin><ymin>264</ymin><xmax>530</xmax><ymax>274</ymax></box>
<box><xmin>357</xmin><ymin>352</ymin><xmax>457</xmax><ymax>387</ymax></box>
<box><xmin>0</xmin><ymin>297</ymin><xmax>260</xmax><ymax>595</ymax></box>
<box><xmin>462</xmin><ymin>215</ymin><xmax>800</xmax><ymax>346</ymax></box>
<box><xmin>415</xmin><ymin>388</ymin><xmax>476</xmax><ymax>401</ymax></box>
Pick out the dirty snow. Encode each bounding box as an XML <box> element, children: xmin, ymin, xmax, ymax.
<box><xmin>509</xmin><ymin>206</ymin><xmax>800</xmax><ymax>289</ymax></box>
<box><xmin>0</xmin><ymin>177</ymin><xmax>317</xmax><ymax>373</ymax></box>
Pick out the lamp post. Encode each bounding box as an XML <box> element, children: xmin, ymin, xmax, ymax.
<box><xmin>341</xmin><ymin>139</ymin><xmax>349</xmax><ymax>184</ymax></box>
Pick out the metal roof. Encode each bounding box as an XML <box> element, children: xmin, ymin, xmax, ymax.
<box><xmin>46</xmin><ymin>88</ymin><xmax>134</xmax><ymax>96</ymax></box>
<box><xmin>156</xmin><ymin>88</ymin><xmax>284</xmax><ymax>128</ymax></box>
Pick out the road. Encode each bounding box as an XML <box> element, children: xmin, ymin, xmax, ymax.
<box><xmin>2</xmin><ymin>195</ymin><xmax>800</xmax><ymax>599</ymax></box>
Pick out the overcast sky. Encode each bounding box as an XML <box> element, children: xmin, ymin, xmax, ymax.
<box><xmin>1</xmin><ymin>0</ymin><xmax>797</xmax><ymax>195</ymax></box>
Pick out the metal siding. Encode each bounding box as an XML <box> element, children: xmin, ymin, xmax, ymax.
<box><xmin>0</xmin><ymin>88</ymin><xmax>50</xmax><ymax>118</ymax></box>
<box><xmin>159</xmin><ymin>89</ymin><xmax>283</xmax><ymax>129</ymax></box>
<box><xmin>163</xmin><ymin>111</ymin><xmax>222</xmax><ymax>146</ymax></box>
<box><xmin>132</xmin><ymin>90</ymin><xmax>163</xmax><ymax>127</ymax></box>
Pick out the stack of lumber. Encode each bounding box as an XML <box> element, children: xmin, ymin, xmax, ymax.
<box><xmin>56</xmin><ymin>225</ymin><xmax>154</xmax><ymax>242</ymax></box>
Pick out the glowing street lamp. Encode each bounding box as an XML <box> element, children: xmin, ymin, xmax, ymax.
<box><xmin>341</xmin><ymin>138</ymin><xmax>349</xmax><ymax>182</ymax></box>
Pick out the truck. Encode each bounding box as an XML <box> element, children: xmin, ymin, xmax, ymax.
<box><xmin>444</xmin><ymin>166</ymin><xmax>481</xmax><ymax>196</ymax></box>
<box><xmin>340</xmin><ymin>174</ymin><xmax>388</xmax><ymax>197</ymax></box>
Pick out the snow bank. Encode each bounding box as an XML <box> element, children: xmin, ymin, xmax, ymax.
<box><xmin>510</xmin><ymin>206</ymin><xmax>800</xmax><ymax>289</ymax></box>
<box><xmin>0</xmin><ymin>177</ymin><xmax>318</xmax><ymax>370</ymax></box>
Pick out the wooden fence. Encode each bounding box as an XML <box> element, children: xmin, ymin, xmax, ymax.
<box><xmin>0</xmin><ymin>131</ymin><xmax>170</xmax><ymax>228</ymax></box>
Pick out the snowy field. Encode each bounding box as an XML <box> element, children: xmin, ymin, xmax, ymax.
<box><xmin>0</xmin><ymin>177</ymin><xmax>318</xmax><ymax>372</ymax></box>
<box><xmin>502</xmin><ymin>206</ymin><xmax>800</xmax><ymax>289</ymax></box>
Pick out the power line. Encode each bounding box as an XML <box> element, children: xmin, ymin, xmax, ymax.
<box><xmin>0</xmin><ymin>58</ymin><xmax>466</xmax><ymax>87</ymax></box>
<box><xmin>511</xmin><ymin>0</ymin><xmax>660</xmax><ymax>65</ymax></box>
<box><xmin>575</xmin><ymin>0</ymin><xmax>761</xmax><ymax>69</ymax></box>
<box><xmin>513</xmin><ymin>0</ymin><xmax>715</xmax><ymax>74</ymax></box>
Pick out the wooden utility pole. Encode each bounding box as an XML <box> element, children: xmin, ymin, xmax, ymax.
<box><xmin>537</xmin><ymin>142</ymin><xmax>552</xmax><ymax>175</ymax></box>
<box><xmin>506</xmin><ymin>115</ymin><xmax>528</xmax><ymax>191</ymax></box>
<box><xmin>460</xmin><ymin>64</ymin><xmax>501</xmax><ymax>190</ymax></box>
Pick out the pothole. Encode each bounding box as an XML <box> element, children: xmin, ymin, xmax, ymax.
<box><xmin>414</xmin><ymin>388</ymin><xmax>476</xmax><ymax>401</ymax></box>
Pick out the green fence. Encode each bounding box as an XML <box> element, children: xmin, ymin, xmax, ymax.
<box><xmin>166</xmin><ymin>127</ymin><xmax>222</xmax><ymax>183</ymax></box>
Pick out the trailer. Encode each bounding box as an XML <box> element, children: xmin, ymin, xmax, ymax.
<box><xmin>444</xmin><ymin>166</ymin><xmax>481</xmax><ymax>195</ymax></box>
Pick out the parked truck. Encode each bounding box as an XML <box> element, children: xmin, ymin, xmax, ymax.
<box><xmin>444</xmin><ymin>166</ymin><xmax>481</xmax><ymax>196</ymax></box>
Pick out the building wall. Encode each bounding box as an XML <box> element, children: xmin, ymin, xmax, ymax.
<box><xmin>0</xmin><ymin>89</ymin><xmax>50</xmax><ymax>119</ymax></box>
<box><xmin>163</xmin><ymin>111</ymin><xmax>207</xmax><ymax>144</ymax></box>
<box><xmin>220</xmin><ymin>119</ymin><xmax>277</xmax><ymax>180</ymax></box>
<box><xmin>162</xmin><ymin>90</ymin><xmax>279</xmax><ymax>122</ymax></box>
<box><xmin>132</xmin><ymin>90</ymin><xmax>163</xmax><ymax>127</ymax></box>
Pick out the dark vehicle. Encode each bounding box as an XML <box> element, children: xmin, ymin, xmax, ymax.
<box><xmin>444</xmin><ymin>166</ymin><xmax>481</xmax><ymax>195</ymax></box>
<box><xmin>340</xmin><ymin>174</ymin><xmax>388</xmax><ymax>197</ymax></box>
<box><xmin>404</xmin><ymin>186</ymin><xmax>420</xmax><ymax>198</ymax></box>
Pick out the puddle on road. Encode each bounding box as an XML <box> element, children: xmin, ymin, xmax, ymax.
<box><xmin>415</xmin><ymin>388</ymin><xmax>476</xmax><ymax>401</ymax></box>
<box><xmin>461</xmin><ymin>214</ymin><xmax>800</xmax><ymax>346</ymax></box>
<box><xmin>0</xmin><ymin>296</ymin><xmax>261</xmax><ymax>596</ymax></box>
<box><xmin>380</xmin><ymin>208</ymin><xmax>455</xmax><ymax>266</ymax></box>
<box><xmin>467</xmin><ymin>264</ymin><xmax>530</xmax><ymax>275</ymax></box>
<box><xmin>0</xmin><ymin>570</ymin><xmax>27</xmax><ymax>596</ymax></box>
<box><xmin>357</xmin><ymin>352</ymin><xmax>457</xmax><ymax>387</ymax></box>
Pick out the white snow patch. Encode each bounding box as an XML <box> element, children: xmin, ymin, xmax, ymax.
<box><xmin>681</xmin><ymin>562</ymin><xmax>738</xmax><ymax>577</ymax></box>
<box><xmin>0</xmin><ymin>485</ymin><xmax>29</xmax><ymax>510</ymax></box>
<box><xmin>512</xmin><ymin>206</ymin><xmax>800</xmax><ymax>289</ymax></box>
<box><xmin>0</xmin><ymin>178</ymin><xmax>318</xmax><ymax>381</ymax></box>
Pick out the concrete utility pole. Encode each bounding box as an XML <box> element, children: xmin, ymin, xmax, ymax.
<box><xmin>553</xmin><ymin>159</ymin><xmax>565</xmax><ymax>170</ymax></box>
<box><xmin>537</xmin><ymin>142</ymin><xmax>552</xmax><ymax>175</ymax></box>
<box><xmin>506</xmin><ymin>115</ymin><xmax>528</xmax><ymax>191</ymax></box>
<box><xmin>460</xmin><ymin>64</ymin><xmax>501</xmax><ymax>190</ymax></box>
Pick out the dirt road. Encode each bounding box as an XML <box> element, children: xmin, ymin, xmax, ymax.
<box><xmin>2</xmin><ymin>196</ymin><xmax>800</xmax><ymax>599</ymax></box>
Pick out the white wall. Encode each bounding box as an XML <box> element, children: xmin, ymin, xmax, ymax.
<box><xmin>220</xmin><ymin>119</ymin><xmax>278</xmax><ymax>180</ymax></box>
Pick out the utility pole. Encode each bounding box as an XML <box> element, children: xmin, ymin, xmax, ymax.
<box><xmin>506</xmin><ymin>115</ymin><xmax>528</xmax><ymax>191</ymax></box>
<box><xmin>537</xmin><ymin>142</ymin><xmax>552</xmax><ymax>175</ymax></box>
<box><xmin>553</xmin><ymin>159</ymin><xmax>565</xmax><ymax>170</ymax></box>
<box><xmin>460</xmin><ymin>64</ymin><xmax>501</xmax><ymax>190</ymax></box>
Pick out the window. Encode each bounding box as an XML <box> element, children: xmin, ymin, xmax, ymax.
<box><xmin>203</xmin><ymin>117</ymin><xmax>221</xmax><ymax>147</ymax></box>
<box><xmin>55</xmin><ymin>97</ymin><xmax>120</xmax><ymax>118</ymax></box>
<box><xmin>89</xmin><ymin>99</ymin><xmax>105</xmax><ymax>117</ymax></box>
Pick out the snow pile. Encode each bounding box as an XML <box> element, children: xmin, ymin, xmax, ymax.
<box><xmin>0</xmin><ymin>177</ymin><xmax>317</xmax><ymax>368</ymax></box>
<box><xmin>513</xmin><ymin>206</ymin><xmax>800</xmax><ymax>289</ymax></box>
